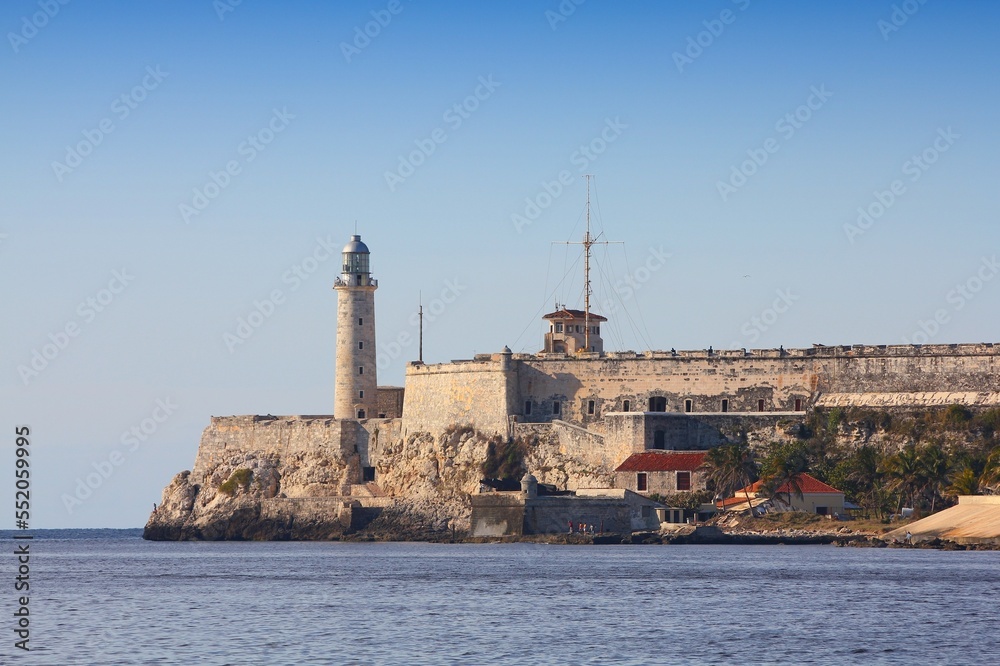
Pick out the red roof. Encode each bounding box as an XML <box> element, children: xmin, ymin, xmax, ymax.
<box><xmin>720</xmin><ymin>473</ymin><xmax>843</xmax><ymax>506</ymax></box>
<box><xmin>543</xmin><ymin>308</ymin><xmax>608</xmax><ymax>322</ymax></box>
<box><xmin>615</xmin><ymin>451</ymin><xmax>707</xmax><ymax>473</ymax></box>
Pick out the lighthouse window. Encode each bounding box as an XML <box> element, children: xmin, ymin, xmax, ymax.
<box><xmin>359</xmin><ymin>341</ymin><xmax>364</xmax><ymax>350</ymax></box>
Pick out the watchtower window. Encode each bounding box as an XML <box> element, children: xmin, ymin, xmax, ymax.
<box><xmin>623</xmin><ymin>400</ymin><xmax>630</xmax><ymax>413</ymax></box>
<box><xmin>649</xmin><ymin>397</ymin><xmax>667</xmax><ymax>412</ymax></box>
<box><xmin>358</xmin><ymin>317</ymin><xmax>363</xmax><ymax>326</ymax></box>
<box><xmin>359</xmin><ymin>390</ymin><xmax>364</xmax><ymax>399</ymax></box>
<box><xmin>684</xmin><ymin>399</ymin><xmax>693</xmax><ymax>413</ymax></box>
<box><xmin>555</xmin><ymin>323</ymin><xmax>563</xmax><ymax>333</ymax></box>
<box><xmin>358</xmin><ymin>341</ymin><xmax>364</xmax><ymax>350</ymax></box>
<box><xmin>721</xmin><ymin>399</ymin><xmax>729</xmax><ymax>413</ymax></box>
<box><xmin>356</xmin><ymin>275</ymin><xmax>362</xmax><ymax>285</ymax></box>
<box><xmin>359</xmin><ymin>366</ymin><xmax>364</xmax><ymax>375</ymax></box>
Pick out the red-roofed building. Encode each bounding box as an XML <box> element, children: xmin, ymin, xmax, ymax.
<box><xmin>716</xmin><ymin>473</ymin><xmax>846</xmax><ymax>516</ymax></box>
<box><xmin>542</xmin><ymin>307</ymin><xmax>607</xmax><ymax>354</ymax></box>
<box><xmin>614</xmin><ymin>450</ymin><xmax>708</xmax><ymax>495</ymax></box>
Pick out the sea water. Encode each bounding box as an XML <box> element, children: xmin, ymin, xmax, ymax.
<box><xmin>7</xmin><ymin>530</ymin><xmax>1000</xmax><ymax>665</ymax></box>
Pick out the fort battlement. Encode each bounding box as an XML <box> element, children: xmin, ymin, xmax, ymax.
<box><xmin>402</xmin><ymin>342</ymin><xmax>1000</xmax><ymax>435</ymax></box>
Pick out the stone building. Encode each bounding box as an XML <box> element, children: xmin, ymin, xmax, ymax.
<box><xmin>541</xmin><ymin>307</ymin><xmax>607</xmax><ymax>354</ymax></box>
<box><xmin>613</xmin><ymin>450</ymin><xmax>708</xmax><ymax>496</ymax></box>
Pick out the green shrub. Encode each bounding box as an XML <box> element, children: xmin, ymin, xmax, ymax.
<box><xmin>219</xmin><ymin>468</ymin><xmax>253</xmax><ymax>496</ymax></box>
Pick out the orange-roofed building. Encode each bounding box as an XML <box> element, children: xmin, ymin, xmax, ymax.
<box><xmin>614</xmin><ymin>450</ymin><xmax>708</xmax><ymax>495</ymax></box>
<box><xmin>716</xmin><ymin>473</ymin><xmax>846</xmax><ymax>516</ymax></box>
<box><xmin>541</xmin><ymin>307</ymin><xmax>607</xmax><ymax>354</ymax></box>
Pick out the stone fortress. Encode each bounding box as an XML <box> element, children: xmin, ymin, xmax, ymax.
<box><xmin>145</xmin><ymin>234</ymin><xmax>1000</xmax><ymax>540</ymax></box>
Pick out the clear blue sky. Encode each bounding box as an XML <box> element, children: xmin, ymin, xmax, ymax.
<box><xmin>3</xmin><ymin>0</ymin><xmax>999</xmax><ymax>527</ymax></box>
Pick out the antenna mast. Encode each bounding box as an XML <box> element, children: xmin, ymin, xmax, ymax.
<box><xmin>553</xmin><ymin>175</ymin><xmax>621</xmax><ymax>353</ymax></box>
<box><xmin>418</xmin><ymin>292</ymin><xmax>423</xmax><ymax>363</ymax></box>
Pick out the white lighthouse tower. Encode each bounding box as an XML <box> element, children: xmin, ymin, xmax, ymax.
<box><xmin>334</xmin><ymin>234</ymin><xmax>378</xmax><ymax>419</ymax></box>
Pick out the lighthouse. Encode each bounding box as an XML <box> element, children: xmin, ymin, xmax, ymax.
<box><xmin>334</xmin><ymin>234</ymin><xmax>378</xmax><ymax>419</ymax></box>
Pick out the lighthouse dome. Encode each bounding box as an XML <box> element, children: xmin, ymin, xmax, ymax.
<box><xmin>343</xmin><ymin>235</ymin><xmax>370</xmax><ymax>254</ymax></box>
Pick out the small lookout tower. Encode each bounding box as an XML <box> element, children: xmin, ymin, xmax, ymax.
<box><xmin>334</xmin><ymin>234</ymin><xmax>378</xmax><ymax>419</ymax></box>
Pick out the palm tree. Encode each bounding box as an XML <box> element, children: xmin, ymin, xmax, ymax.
<box><xmin>760</xmin><ymin>443</ymin><xmax>809</xmax><ymax>509</ymax></box>
<box><xmin>702</xmin><ymin>441</ymin><xmax>759</xmax><ymax>515</ymax></box>
<box><xmin>918</xmin><ymin>444</ymin><xmax>950</xmax><ymax>513</ymax></box>
<box><xmin>980</xmin><ymin>448</ymin><xmax>1000</xmax><ymax>494</ymax></box>
<box><xmin>946</xmin><ymin>465</ymin><xmax>980</xmax><ymax>497</ymax></box>
<box><xmin>847</xmin><ymin>445</ymin><xmax>888</xmax><ymax>520</ymax></box>
<box><xmin>881</xmin><ymin>444</ymin><xmax>926</xmax><ymax>515</ymax></box>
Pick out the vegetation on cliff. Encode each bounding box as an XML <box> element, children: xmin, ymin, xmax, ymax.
<box><xmin>739</xmin><ymin>406</ymin><xmax>1000</xmax><ymax>520</ymax></box>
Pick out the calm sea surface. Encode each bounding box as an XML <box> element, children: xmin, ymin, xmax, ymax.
<box><xmin>6</xmin><ymin>530</ymin><xmax>1000</xmax><ymax>665</ymax></box>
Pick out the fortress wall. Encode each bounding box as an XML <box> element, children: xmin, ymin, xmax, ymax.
<box><xmin>507</xmin><ymin>344</ymin><xmax>1000</xmax><ymax>425</ymax></box>
<box><xmin>191</xmin><ymin>415</ymin><xmax>355</xmax><ymax>484</ymax></box>
<box><xmin>402</xmin><ymin>359</ymin><xmax>512</xmax><ymax>434</ymax></box>
<box><xmin>514</xmin><ymin>356</ymin><xmax>816</xmax><ymax>426</ymax></box>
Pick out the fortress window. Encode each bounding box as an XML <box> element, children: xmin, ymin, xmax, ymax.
<box><xmin>359</xmin><ymin>366</ymin><xmax>364</xmax><ymax>375</ymax></box>
<box><xmin>577</xmin><ymin>325</ymin><xmax>582</xmax><ymax>333</ymax></box>
<box><xmin>587</xmin><ymin>400</ymin><xmax>595</xmax><ymax>415</ymax></box>
<box><xmin>795</xmin><ymin>398</ymin><xmax>802</xmax><ymax>411</ymax></box>
<box><xmin>357</xmin><ymin>409</ymin><xmax>366</xmax><ymax>418</ymax></box>
<box><xmin>637</xmin><ymin>473</ymin><xmax>648</xmax><ymax>492</ymax></box>
<box><xmin>684</xmin><ymin>399</ymin><xmax>693</xmax><ymax>413</ymax></box>
<box><xmin>623</xmin><ymin>400</ymin><xmax>630</xmax><ymax>413</ymax></box>
<box><xmin>358</xmin><ymin>317</ymin><xmax>363</xmax><ymax>325</ymax></box>
<box><xmin>649</xmin><ymin>397</ymin><xmax>667</xmax><ymax>412</ymax></box>
<box><xmin>721</xmin><ymin>399</ymin><xmax>729</xmax><ymax>413</ymax></box>
<box><xmin>758</xmin><ymin>399</ymin><xmax>766</xmax><ymax>411</ymax></box>
<box><xmin>555</xmin><ymin>323</ymin><xmax>563</xmax><ymax>333</ymax></box>
<box><xmin>359</xmin><ymin>341</ymin><xmax>364</xmax><ymax>350</ymax></box>
<box><xmin>653</xmin><ymin>430</ymin><xmax>665</xmax><ymax>449</ymax></box>
<box><xmin>359</xmin><ymin>390</ymin><xmax>364</xmax><ymax>399</ymax></box>
<box><xmin>552</xmin><ymin>401</ymin><xmax>561</xmax><ymax>415</ymax></box>
<box><xmin>524</xmin><ymin>401</ymin><xmax>532</xmax><ymax>415</ymax></box>
<box><xmin>676</xmin><ymin>471</ymin><xmax>691</xmax><ymax>492</ymax></box>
